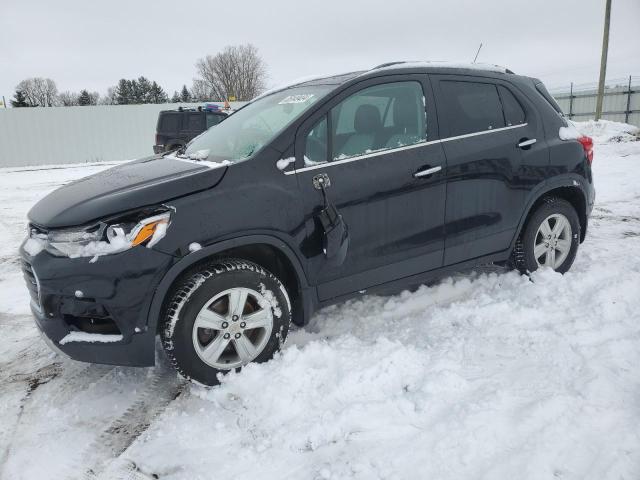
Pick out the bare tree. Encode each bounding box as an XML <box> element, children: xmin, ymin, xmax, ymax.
<box><xmin>58</xmin><ymin>91</ymin><xmax>79</xmax><ymax>106</ymax></box>
<box><xmin>193</xmin><ymin>44</ymin><xmax>267</xmax><ymax>101</ymax></box>
<box><xmin>15</xmin><ymin>77</ymin><xmax>58</xmax><ymax>106</ymax></box>
<box><xmin>58</xmin><ymin>90</ymin><xmax>100</xmax><ymax>107</ymax></box>
<box><xmin>190</xmin><ymin>79</ymin><xmax>211</xmax><ymax>102</ymax></box>
<box><xmin>89</xmin><ymin>91</ymin><xmax>100</xmax><ymax>105</ymax></box>
<box><xmin>99</xmin><ymin>87</ymin><xmax>118</xmax><ymax>105</ymax></box>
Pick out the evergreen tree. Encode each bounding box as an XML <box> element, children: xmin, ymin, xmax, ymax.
<box><xmin>171</xmin><ymin>91</ymin><xmax>180</xmax><ymax>103</ymax></box>
<box><xmin>78</xmin><ymin>89</ymin><xmax>92</xmax><ymax>106</ymax></box>
<box><xmin>116</xmin><ymin>79</ymin><xmax>133</xmax><ymax>104</ymax></box>
<box><xmin>180</xmin><ymin>84</ymin><xmax>191</xmax><ymax>102</ymax></box>
<box><xmin>11</xmin><ymin>90</ymin><xmax>29</xmax><ymax>107</ymax></box>
<box><xmin>111</xmin><ymin>77</ymin><xmax>170</xmax><ymax>104</ymax></box>
<box><xmin>135</xmin><ymin>76</ymin><xmax>152</xmax><ymax>103</ymax></box>
<box><xmin>149</xmin><ymin>81</ymin><xmax>168</xmax><ymax>103</ymax></box>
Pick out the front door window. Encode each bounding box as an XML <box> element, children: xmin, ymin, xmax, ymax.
<box><xmin>303</xmin><ymin>81</ymin><xmax>427</xmax><ymax>166</ymax></box>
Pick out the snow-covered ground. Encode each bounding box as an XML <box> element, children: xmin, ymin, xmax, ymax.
<box><xmin>1</xmin><ymin>123</ymin><xmax>639</xmax><ymax>480</ymax></box>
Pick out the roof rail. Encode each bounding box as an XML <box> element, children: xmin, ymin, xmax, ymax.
<box><xmin>371</xmin><ymin>61</ymin><xmax>408</xmax><ymax>69</ymax></box>
<box><xmin>370</xmin><ymin>61</ymin><xmax>514</xmax><ymax>74</ymax></box>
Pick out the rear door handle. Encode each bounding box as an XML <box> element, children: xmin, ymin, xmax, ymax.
<box><xmin>518</xmin><ymin>138</ymin><xmax>537</xmax><ymax>149</ymax></box>
<box><xmin>414</xmin><ymin>165</ymin><xmax>442</xmax><ymax>178</ymax></box>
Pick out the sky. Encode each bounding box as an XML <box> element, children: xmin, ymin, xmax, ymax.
<box><xmin>1</xmin><ymin>0</ymin><xmax>639</xmax><ymax>103</ymax></box>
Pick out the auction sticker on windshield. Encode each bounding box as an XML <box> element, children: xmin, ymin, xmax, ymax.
<box><xmin>278</xmin><ymin>94</ymin><xmax>314</xmax><ymax>104</ymax></box>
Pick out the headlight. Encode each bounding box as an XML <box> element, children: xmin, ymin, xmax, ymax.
<box><xmin>45</xmin><ymin>210</ymin><xmax>171</xmax><ymax>260</ymax></box>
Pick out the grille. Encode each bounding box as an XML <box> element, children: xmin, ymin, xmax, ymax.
<box><xmin>22</xmin><ymin>259</ymin><xmax>42</xmax><ymax>312</ymax></box>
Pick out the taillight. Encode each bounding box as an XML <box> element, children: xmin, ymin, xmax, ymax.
<box><xmin>577</xmin><ymin>136</ymin><xmax>594</xmax><ymax>165</ymax></box>
<box><xmin>155</xmin><ymin>134</ymin><xmax>162</xmax><ymax>145</ymax></box>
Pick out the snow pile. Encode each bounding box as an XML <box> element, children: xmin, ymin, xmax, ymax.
<box><xmin>573</xmin><ymin>120</ymin><xmax>639</xmax><ymax>143</ymax></box>
<box><xmin>124</xmin><ymin>264</ymin><xmax>640</xmax><ymax>479</ymax></box>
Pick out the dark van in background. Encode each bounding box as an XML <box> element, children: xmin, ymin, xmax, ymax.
<box><xmin>153</xmin><ymin>104</ymin><xmax>228</xmax><ymax>153</ymax></box>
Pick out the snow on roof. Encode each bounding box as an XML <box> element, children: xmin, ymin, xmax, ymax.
<box><xmin>251</xmin><ymin>72</ymin><xmax>363</xmax><ymax>101</ymax></box>
<box><xmin>252</xmin><ymin>74</ymin><xmax>331</xmax><ymax>101</ymax></box>
<box><xmin>371</xmin><ymin>61</ymin><xmax>510</xmax><ymax>74</ymax></box>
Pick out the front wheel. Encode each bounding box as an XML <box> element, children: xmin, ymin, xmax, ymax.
<box><xmin>510</xmin><ymin>197</ymin><xmax>581</xmax><ymax>274</ymax></box>
<box><xmin>160</xmin><ymin>259</ymin><xmax>291</xmax><ymax>385</ymax></box>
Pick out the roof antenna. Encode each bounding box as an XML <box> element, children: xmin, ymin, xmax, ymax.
<box><xmin>472</xmin><ymin>42</ymin><xmax>483</xmax><ymax>63</ymax></box>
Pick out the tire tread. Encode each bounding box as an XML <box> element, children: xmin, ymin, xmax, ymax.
<box><xmin>159</xmin><ymin>258</ymin><xmax>289</xmax><ymax>384</ymax></box>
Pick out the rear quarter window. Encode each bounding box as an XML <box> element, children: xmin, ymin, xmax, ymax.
<box><xmin>535</xmin><ymin>81</ymin><xmax>566</xmax><ymax>124</ymax></box>
<box><xmin>498</xmin><ymin>85</ymin><xmax>526</xmax><ymax>126</ymax></box>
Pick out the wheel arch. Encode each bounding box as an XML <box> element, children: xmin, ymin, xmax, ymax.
<box><xmin>514</xmin><ymin>179</ymin><xmax>588</xmax><ymax>249</ymax></box>
<box><xmin>146</xmin><ymin>235</ymin><xmax>314</xmax><ymax>335</ymax></box>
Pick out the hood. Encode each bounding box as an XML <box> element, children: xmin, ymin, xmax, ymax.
<box><xmin>28</xmin><ymin>156</ymin><xmax>227</xmax><ymax>228</ymax></box>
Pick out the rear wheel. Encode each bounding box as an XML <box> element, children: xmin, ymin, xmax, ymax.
<box><xmin>510</xmin><ymin>197</ymin><xmax>580</xmax><ymax>274</ymax></box>
<box><xmin>160</xmin><ymin>259</ymin><xmax>291</xmax><ymax>385</ymax></box>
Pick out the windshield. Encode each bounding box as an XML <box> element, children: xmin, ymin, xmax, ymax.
<box><xmin>183</xmin><ymin>85</ymin><xmax>333</xmax><ymax>163</ymax></box>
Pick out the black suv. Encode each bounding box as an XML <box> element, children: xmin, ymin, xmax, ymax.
<box><xmin>22</xmin><ymin>62</ymin><xmax>595</xmax><ymax>385</ymax></box>
<box><xmin>153</xmin><ymin>105</ymin><xmax>228</xmax><ymax>154</ymax></box>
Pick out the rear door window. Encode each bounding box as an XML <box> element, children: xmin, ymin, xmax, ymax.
<box><xmin>498</xmin><ymin>85</ymin><xmax>526</xmax><ymax>126</ymax></box>
<box><xmin>439</xmin><ymin>81</ymin><xmax>505</xmax><ymax>136</ymax></box>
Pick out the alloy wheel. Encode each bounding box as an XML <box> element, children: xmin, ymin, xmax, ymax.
<box><xmin>534</xmin><ymin>213</ymin><xmax>572</xmax><ymax>270</ymax></box>
<box><xmin>191</xmin><ymin>287</ymin><xmax>273</xmax><ymax>369</ymax></box>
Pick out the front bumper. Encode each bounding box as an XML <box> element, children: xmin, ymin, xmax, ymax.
<box><xmin>20</xmin><ymin>243</ymin><xmax>176</xmax><ymax>367</ymax></box>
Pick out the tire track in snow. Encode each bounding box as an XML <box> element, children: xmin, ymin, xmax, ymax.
<box><xmin>78</xmin><ymin>367</ymin><xmax>187</xmax><ymax>480</ymax></box>
<box><xmin>46</xmin><ymin>363</ymin><xmax>116</xmax><ymax>404</ymax></box>
<box><xmin>0</xmin><ymin>362</ymin><xmax>63</xmax><ymax>476</ymax></box>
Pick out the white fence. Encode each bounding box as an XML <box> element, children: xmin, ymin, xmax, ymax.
<box><xmin>549</xmin><ymin>76</ymin><xmax>640</xmax><ymax>127</ymax></box>
<box><xmin>0</xmin><ymin>102</ymin><xmax>245</xmax><ymax>168</ymax></box>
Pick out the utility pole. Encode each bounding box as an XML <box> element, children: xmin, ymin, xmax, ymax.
<box><xmin>595</xmin><ymin>0</ymin><xmax>612</xmax><ymax>120</ymax></box>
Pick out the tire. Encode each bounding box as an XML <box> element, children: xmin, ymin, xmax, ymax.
<box><xmin>510</xmin><ymin>197</ymin><xmax>581</xmax><ymax>275</ymax></box>
<box><xmin>160</xmin><ymin>259</ymin><xmax>292</xmax><ymax>385</ymax></box>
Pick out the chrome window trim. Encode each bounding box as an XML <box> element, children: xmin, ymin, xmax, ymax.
<box><xmin>283</xmin><ymin>123</ymin><xmax>527</xmax><ymax>175</ymax></box>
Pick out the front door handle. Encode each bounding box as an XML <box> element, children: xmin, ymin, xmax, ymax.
<box><xmin>414</xmin><ymin>165</ymin><xmax>442</xmax><ymax>178</ymax></box>
<box><xmin>518</xmin><ymin>138</ymin><xmax>537</xmax><ymax>149</ymax></box>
